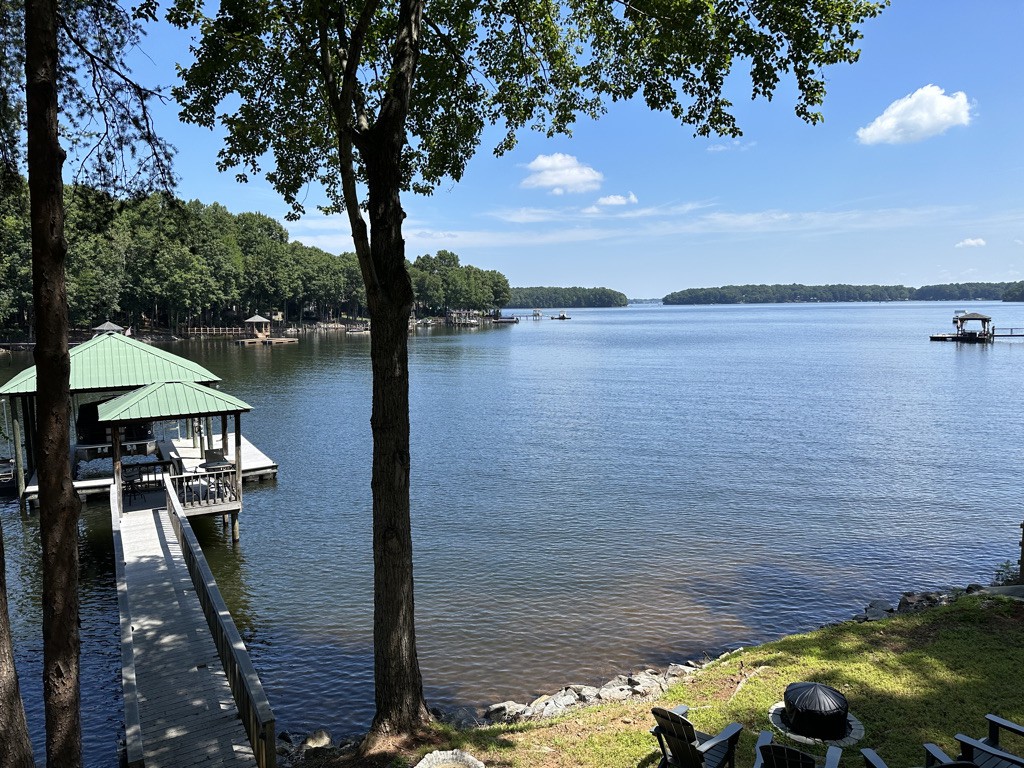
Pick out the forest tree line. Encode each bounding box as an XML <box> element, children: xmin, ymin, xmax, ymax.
<box><xmin>0</xmin><ymin>181</ymin><xmax>511</xmax><ymax>333</ymax></box>
<box><xmin>508</xmin><ymin>286</ymin><xmax>628</xmax><ymax>308</ymax></box>
<box><xmin>663</xmin><ymin>282</ymin><xmax>1024</xmax><ymax>305</ymax></box>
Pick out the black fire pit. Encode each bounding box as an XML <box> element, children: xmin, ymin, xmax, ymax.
<box><xmin>783</xmin><ymin>682</ymin><xmax>849</xmax><ymax>741</ymax></box>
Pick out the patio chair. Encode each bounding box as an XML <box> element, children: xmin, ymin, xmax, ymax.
<box><xmin>122</xmin><ymin>465</ymin><xmax>143</xmax><ymax>502</ymax></box>
<box><xmin>753</xmin><ymin>731</ymin><xmax>841</xmax><ymax>768</ymax></box>
<box><xmin>959</xmin><ymin>715</ymin><xmax>1024</xmax><ymax>753</ymax></box>
<box><xmin>956</xmin><ymin>717</ymin><xmax>1024</xmax><ymax>768</ymax></box>
<box><xmin>862</xmin><ymin>743</ymin><xmax>976</xmax><ymax>768</ymax></box>
<box><xmin>204</xmin><ymin>448</ymin><xmax>227</xmax><ymax>464</ymax></box>
<box><xmin>651</xmin><ymin>706</ymin><xmax>743</xmax><ymax>768</ymax></box>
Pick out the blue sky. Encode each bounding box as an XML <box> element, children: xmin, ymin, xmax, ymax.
<box><xmin>131</xmin><ymin>1</ymin><xmax>1024</xmax><ymax>298</ymax></box>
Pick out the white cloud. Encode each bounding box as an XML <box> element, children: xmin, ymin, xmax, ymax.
<box><xmin>581</xmin><ymin>206</ymin><xmax>601</xmax><ymax>215</ymax></box>
<box><xmin>706</xmin><ymin>140</ymin><xmax>757</xmax><ymax>153</ymax></box>
<box><xmin>595</xmin><ymin>192</ymin><xmax>639</xmax><ymax>206</ymax></box>
<box><xmin>520</xmin><ymin>153</ymin><xmax>603</xmax><ymax>194</ymax></box>
<box><xmin>857</xmin><ymin>84</ymin><xmax>971</xmax><ymax>145</ymax></box>
<box><xmin>955</xmin><ymin>237</ymin><xmax>986</xmax><ymax>248</ymax></box>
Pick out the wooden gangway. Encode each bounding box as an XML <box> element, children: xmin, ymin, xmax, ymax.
<box><xmin>112</xmin><ymin>480</ymin><xmax>275</xmax><ymax>767</ymax></box>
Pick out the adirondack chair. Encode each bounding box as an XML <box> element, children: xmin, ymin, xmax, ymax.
<box><xmin>651</xmin><ymin>706</ymin><xmax>743</xmax><ymax>768</ymax></box>
<box><xmin>753</xmin><ymin>731</ymin><xmax>841</xmax><ymax>768</ymax></box>
<box><xmin>862</xmin><ymin>742</ymin><xmax>976</xmax><ymax>768</ymax></box>
<box><xmin>956</xmin><ymin>715</ymin><xmax>1024</xmax><ymax>768</ymax></box>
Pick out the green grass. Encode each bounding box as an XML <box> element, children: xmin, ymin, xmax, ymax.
<box><xmin>388</xmin><ymin>595</ymin><xmax>1024</xmax><ymax>768</ymax></box>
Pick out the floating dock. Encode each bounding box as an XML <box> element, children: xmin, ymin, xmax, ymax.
<box><xmin>235</xmin><ymin>337</ymin><xmax>298</xmax><ymax>346</ymax></box>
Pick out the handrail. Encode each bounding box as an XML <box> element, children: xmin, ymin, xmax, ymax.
<box><xmin>163</xmin><ymin>476</ymin><xmax>276</xmax><ymax>767</ymax></box>
<box><xmin>168</xmin><ymin>469</ymin><xmax>238</xmax><ymax>509</ymax></box>
<box><xmin>110</xmin><ymin>484</ymin><xmax>146</xmax><ymax>768</ymax></box>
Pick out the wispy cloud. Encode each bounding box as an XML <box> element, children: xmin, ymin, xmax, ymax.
<box><xmin>595</xmin><ymin>192</ymin><xmax>638</xmax><ymax>206</ymax></box>
<box><xmin>520</xmin><ymin>153</ymin><xmax>603</xmax><ymax>194</ymax></box>
<box><xmin>857</xmin><ymin>84</ymin><xmax>971</xmax><ymax>145</ymax></box>
<box><xmin>706</xmin><ymin>140</ymin><xmax>757</xmax><ymax>153</ymax></box>
<box><xmin>955</xmin><ymin>237</ymin><xmax>986</xmax><ymax>248</ymax></box>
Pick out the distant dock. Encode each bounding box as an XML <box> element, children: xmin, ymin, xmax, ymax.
<box><xmin>930</xmin><ymin>310</ymin><xmax>1024</xmax><ymax>343</ymax></box>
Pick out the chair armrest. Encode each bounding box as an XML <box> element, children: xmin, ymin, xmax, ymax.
<box><xmin>957</xmin><ymin>734</ymin><xmax>1024</xmax><ymax>767</ymax></box>
<box><xmin>989</xmin><ymin>714</ymin><xmax>1024</xmax><ymax>745</ymax></box>
<box><xmin>752</xmin><ymin>730</ymin><xmax>773</xmax><ymax>768</ymax></box>
<box><xmin>824</xmin><ymin>746</ymin><xmax>843</xmax><ymax>768</ymax></box>
<box><xmin>925</xmin><ymin>743</ymin><xmax>956</xmax><ymax>768</ymax></box>
<box><xmin>696</xmin><ymin>722</ymin><xmax>743</xmax><ymax>755</ymax></box>
<box><xmin>862</xmin><ymin>748</ymin><xmax>887</xmax><ymax>768</ymax></box>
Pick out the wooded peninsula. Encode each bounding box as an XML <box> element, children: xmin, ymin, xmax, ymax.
<box><xmin>664</xmin><ymin>282</ymin><xmax>1024</xmax><ymax>305</ymax></box>
<box><xmin>508</xmin><ymin>286</ymin><xmax>628</xmax><ymax>308</ymax></box>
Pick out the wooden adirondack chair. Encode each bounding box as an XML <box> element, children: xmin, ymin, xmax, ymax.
<box><xmin>650</xmin><ymin>706</ymin><xmax>743</xmax><ymax>768</ymax></box>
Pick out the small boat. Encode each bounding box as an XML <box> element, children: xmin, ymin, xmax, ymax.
<box><xmin>0</xmin><ymin>457</ymin><xmax>15</xmax><ymax>491</ymax></box>
<box><xmin>493</xmin><ymin>316</ymin><xmax>519</xmax><ymax>324</ymax></box>
<box><xmin>550</xmin><ymin>312</ymin><xmax>571</xmax><ymax>320</ymax></box>
<box><xmin>347</xmin><ymin>325</ymin><xmax>370</xmax><ymax>334</ymax></box>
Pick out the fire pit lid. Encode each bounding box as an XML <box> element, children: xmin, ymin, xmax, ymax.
<box><xmin>783</xmin><ymin>682</ymin><xmax>849</xmax><ymax>741</ymax></box>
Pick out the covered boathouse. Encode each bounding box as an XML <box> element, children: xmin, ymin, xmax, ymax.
<box><xmin>0</xmin><ymin>331</ymin><xmax>276</xmax><ymax>533</ymax></box>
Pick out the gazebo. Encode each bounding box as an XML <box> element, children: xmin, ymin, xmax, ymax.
<box><xmin>244</xmin><ymin>314</ymin><xmax>272</xmax><ymax>339</ymax></box>
<box><xmin>92</xmin><ymin>320</ymin><xmax>125</xmax><ymax>336</ymax></box>
<box><xmin>953</xmin><ymin>312</ymin><xmax>993</xmax><ymax>342</ymax></box>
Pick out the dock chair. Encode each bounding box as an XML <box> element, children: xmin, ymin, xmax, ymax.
<box><xmin>122</xmin><ymin>465</ymin><xmax>143</xmax><ymax>502</ymax></box>
<box><xmin>753</xmin><ymin>731</ymin><xmax>841</xmax><ymax>768</ymax></box>
<box><xmin>651</xmin><ymin>706</ymin><xmax>743</xmax><ymax>768</ymax></box>
<box><xmin>204</xmin><ymin>448</ymin><xmax>228</xmax><ymax>464</ymax></box>
<box><xmin>862</xmin><ymin>743</ymin><xmax>976</xmax><ymax>768</ymax></box>
<box><xmin>956</xmin><ymin>717</ymin><xmax>1024</xmax><ymax>768</ymax></box>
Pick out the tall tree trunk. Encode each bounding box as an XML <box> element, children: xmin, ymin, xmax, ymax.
<box><xmin>0</xmin><ymin>516</ymin><xmax>34</xmax><ymax>767</ymax></box>
<box><xmin>25</xmin><ymin>0</ymin><xmax>83</xmax><ymax>765</ymax></box>
<box><xmin>364</xmin><ymin>131</ymin><xmax>429</xmax><ymax>737</ymax></box>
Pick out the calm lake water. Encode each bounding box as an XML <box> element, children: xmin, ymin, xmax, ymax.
<box><xmin>3</xmin><ymin>301</ymin><xmax>1023</xmax><ymax>764</ymax></box>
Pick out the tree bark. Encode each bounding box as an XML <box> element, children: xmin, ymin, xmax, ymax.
<box><xmin>363</xmin><ymin>124</ymin><xmax>429</xmax><ymax>736</ymax></box>
<box><xmin>0</xmin><ymin>517</ymin><xmax>34</xmax><ymax>767</ymax></box>
<box><xmin>25</xmin><ymin>0</ymin><xmax>83</xmax><ymax>764</ymax></box>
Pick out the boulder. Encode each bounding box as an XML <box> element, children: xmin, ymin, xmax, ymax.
<box><xmin>666</xmin><ymin>663</ymin><xmax>695</xmax><ymax>678</ymax></box>
<box><xmin>301</xmin><ymin>729</ymin><xmax>332</xmax><ymax>749</ymax></box>
<box><xmin>484</xmin><ymin>701</ymin><xmax>529</xmax><ymax>723</ymax></box>
<box><xmin>597</xmin><ymin>685</ymin><xmax>632</xmax><ymax>702</ymax></box>
<box><xmin>867</xmin><ymin>599</ymin><xmax>894</xmax><ymax>613</ymax></box>
<box><xmin>569</xmin><ymin>684</ymin><xmax>601</xmax><ymax>702</ymax></box>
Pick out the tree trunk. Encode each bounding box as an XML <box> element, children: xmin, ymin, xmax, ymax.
<box><xmin>363</xmin><ymin>132</ymin><xmax>429</xmax><ymax>737</ymax></box>
<box><xmin>0</xmin><ymin>517</ymin><xmax>34</xmax><ymax>767</ymax></box>
<box><xmin>25</xmin><ymin>0</ymin><xmax>83</xmax><ymax>764</ymax></box>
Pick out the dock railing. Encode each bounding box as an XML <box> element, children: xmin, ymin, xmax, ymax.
<box><xmin>163</xmin><ymin>477</ymin><xmax>276</xmax><ymax>768</ymax></box>
<box><xmin>109</xmin><ymin>484</ymin><xmax>146</xmax><ymax>768</ymax></box>
<box><xmin>168</xmin><ymin>468</ymin><xmax>239</xmax><ymax>509</ymax></box>
<box><xmin>182</xmin><ymin>326</ymin><xmax>247</xmax><ymax>337</ymax></box>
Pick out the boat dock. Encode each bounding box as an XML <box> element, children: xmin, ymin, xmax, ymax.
<box><xmin>235</xmin><ymin>337</ymin><xmax>298</xmax><ymax>346</ymax></box>
<box><xmin>929</xmin><ymin>311</ymin><xmax>1024</xmax><ymax>343</ymax></box>
<box><xmin>113</xmin><ymin>482</ymin><xmax>275</xmax><ymax>767</ymax></box>
<box><xmin>22</xmin><ymin>435</ymin><xmax>277</xmax><ymax>507</ymax></box>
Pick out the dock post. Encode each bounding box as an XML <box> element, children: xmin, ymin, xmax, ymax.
<box><xmin>12</xmin><ymin>402</ymin><xmax>25</xmax><ymax>513</ymax></box>
<box><xmin>231</xmin><ymin>511</ymin><xmax>239</xmax><ymax>542</ymax></box>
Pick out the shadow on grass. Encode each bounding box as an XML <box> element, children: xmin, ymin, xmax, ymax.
<box><xmin>671</xmin><ymin>595</ymin><xmax>1024</xmax><ymax>768</ymax></box>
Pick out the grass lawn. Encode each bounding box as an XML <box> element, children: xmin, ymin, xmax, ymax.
<box><xmin>322</xmin><ymin>595</ymin><xmax>1024</xmax><ymax>768</ymax></box>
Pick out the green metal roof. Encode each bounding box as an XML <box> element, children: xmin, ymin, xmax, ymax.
<box><xmin>0</xmin><ymin>332</ymin><xmax>220</xmax><ymax>396</ymax></box>
<box><xmin>97</xmin><ymin>381</ymin><xmax>251</xmax><ymax>424</ymax></box>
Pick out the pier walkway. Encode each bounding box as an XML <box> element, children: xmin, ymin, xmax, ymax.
<box><xmin>113</xmin><ymin>482</ymin><xmax>275</xmax><ymax>767</ymax></box>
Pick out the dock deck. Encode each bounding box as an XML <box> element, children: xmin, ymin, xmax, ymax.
<box><xmin>21</xmin><ymin>433</ymin><xmax>276</xmax><ymax>505</ymax></box>
<box><xmin>115</xmin><ymin>502</ymin><xmax>259</xmax><ymax>767</ymax></box>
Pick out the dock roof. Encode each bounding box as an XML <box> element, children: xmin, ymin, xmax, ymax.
<box><xmin>0</xmin><ymin>332</ymin><xmax>220</xmax><ymax>396</ymax></box>
<box><xmin>96</xmin><ymin>381</ymin><xmax>251</xmax><ymax>424</ymax></box>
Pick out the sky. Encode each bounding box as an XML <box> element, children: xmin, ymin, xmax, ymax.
<box><xmin>127</xmin><ymin>1</ymin><xmax>1024</xmax><ymax>299</ymax></box>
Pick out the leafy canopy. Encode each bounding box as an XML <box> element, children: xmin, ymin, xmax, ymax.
<box><xmin>170</xmin><ymin>0</ymin><xmax>886</xmax><ymax>219</ymax></box>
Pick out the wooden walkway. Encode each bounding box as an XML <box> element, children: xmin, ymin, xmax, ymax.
<box><xmin>115</xmin><ymin>500</ymin><xmax>263</xmax><ymax>766</ymax></box>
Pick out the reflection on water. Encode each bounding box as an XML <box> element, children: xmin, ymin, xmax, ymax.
<box><xmin>3</xmin><ymin>302</ymin><xmax>1024</xmax><ymax>760</ymax></box>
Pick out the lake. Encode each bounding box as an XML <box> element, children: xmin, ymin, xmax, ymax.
<box><xmin>2</xmin><ymin>301</ymin><xmax>1022</xmax><ymax>765</ymax></box>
